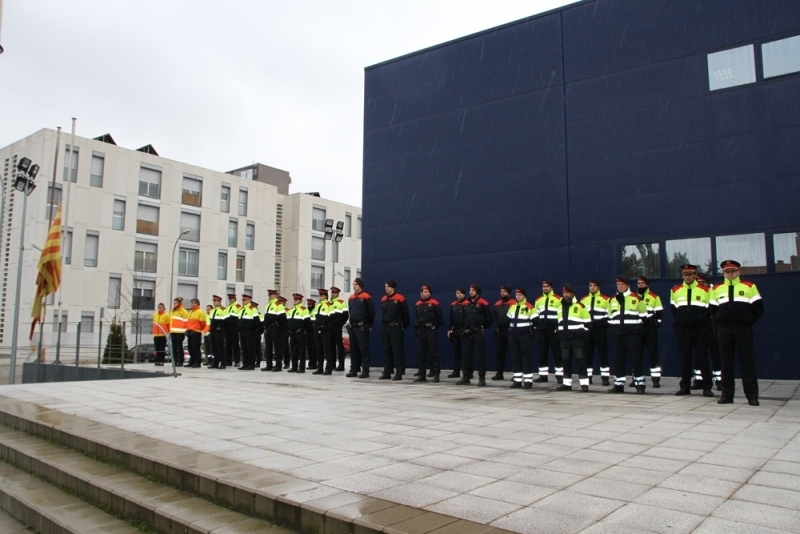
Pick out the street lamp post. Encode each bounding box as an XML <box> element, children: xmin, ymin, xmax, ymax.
<box><xmin>8</xmin><ymin>157</ymin><xmax>39</xmax><ymax>385</ymax></box>
<box><xmin>324</xmin><ymin>219</ymin><xmax>344</xmax><ymax>288</ymax></box>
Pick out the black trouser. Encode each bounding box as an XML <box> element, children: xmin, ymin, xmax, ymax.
<box><xmin>509</xmin><ymin>333</ymin><xmax>534</xmax><ymax>383</ymax></box>
<box><xmin>263</xmin><ymin>325</ymin><xmax>283</xmax><ymax>369</ymax></box>
<box><xmin>416</xmin><ymin>326</ymin><xmax>439</xmax><ymax>376</ymax></box>
<box><xmin>225</xmin><ymin>325</ymin><xmax>240</xmax><ymax>365</ymax></box>
<box><xmin>585</xmin><ymin>325</ymin><xmax>609</xmax><ymax>377</ymax></box>
<box><xmin>311</xmin><ymin>329</ymin><xmax>324</xmax><ymax>369</ymax></box>
<box><xmin>332</xmin><ymin>324</ymin><xmax>346</xmax><ymax>369</ymax></box>
<box><xmin>677</xmin><ymin>324</ymin><xmax>711</xmax><ymax>390</ymax></box>
<box><xmin>154</xmin><ymin>336</ymin><xmax>167</xmax><ymax>364</ymax></box>
<box><xmin>707</xmin><ymin>323</ymin><xmax>721</xmax><ymax>379</ymax></box>
<box><xmin>280</xmin><ymin>330</ymin><xmax>290</xmax><ymax>367</ymax></box>
<box><xmin>290</xmin><ymin>330</ymin><xmax>306</xmax><ymax>371</ymax></box>
<box><xmin>348</xmin><ymin>325</ymin><xmax>370</xmax><ymax>373</ymax></box>
<box><xmin>170</xmin><ymin>333</ymin><xmax>185</xmax><ymax>366</ymax></box>
<box><xmin>642</xmin><ymin>322</ymin><xmax>660</xmax><ymax>375</ymax></box>
<box><xmin>203</xmin><ymin>334</ymin><xmax>211</xmax><ymax>362</ymax></box>
<box><xmin>450</xmin><ymin>329</ymin><xmax>463</xmax><ymax>374</ymax></box>
<box><xmin>462</xmin><ymin>328</ymin><xmax>486</xmax><ymax>378</ymax></box>
<box><xmin>717</xmin><ymin>324</ymin><xmax>758</xmax><ymax>401</ymax></box>
<box><xmin>381</xmin><ymin>325</ymin><xmax>405</xmax><ymax>376</ymax></box>
<box><xmin>238</xmin><ymin>331</ymin><xmax>254</xmax><ymax>368</ymax></box>
<box><xmin>537</xmin><ymin>327</ymin><xmax>562</xmax><ymax>377</ymax></box>
<box><xmin>561</xmin><ymin>336</ymin><xmax>588</xmax><ymax>386</ymax></box>
<box><xmin>612</xmin><ymin>326</ymin><xmax>643</xmax><ymax>387</ymax></box>
<box><xmin>495</xmin><ymin>328</ymin><xmax>509</xmax><ymax>372</ymax></box>
<box><xmin>319</xmin><ymin>328</ymin><xmax>335</xmax><ymax>372</ymax></box>
<box><xmin>307</xmin><ymin>324</ymin><xmax>318</xmax><ymax>368</ymax></box>
<box><xmin>210</xmin><ymin>329</ymin><xmax>225</xmax><ymax>366</ymax></box>
<box><xmin>187</xmin><ymin>331</ymin><xmax>202</xmax><ymax>367</ymax></box>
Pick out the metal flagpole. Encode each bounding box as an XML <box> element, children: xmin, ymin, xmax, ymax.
<box><xmin>52</xmin><ymin>119</ymin><xmax>76</xmax><ymax>364</ymax></box>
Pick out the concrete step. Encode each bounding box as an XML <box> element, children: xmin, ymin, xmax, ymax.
<box><xmin>0</xmin><ymin>423</ymin><xmax>286</xmax><ymax>533</ymax></box>
<box><xmin>0</xmin><ymin>508</ymin><xmax>39</xmax><ymax>533</ymax></box>
<box><xmin>0</xmin><ymin>460</ymin><xmax>141</xmax><ymax>533</ymax></box>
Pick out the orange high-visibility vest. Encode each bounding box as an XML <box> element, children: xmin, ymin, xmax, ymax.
<box><xmin>187</xmin><ymin>307</ymin><xmax>207</xmax><ymax>333</ymax></box>
<box><xmin>170</xmin><ymin>306</ymin><xmax>189</xmax><ymax>333</ymax></box>
<box><xmin>152</xmin><ymin>311</ymin><xmax>170</xmax><ymax>336</ymax></box>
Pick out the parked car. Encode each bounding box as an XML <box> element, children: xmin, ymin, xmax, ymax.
<box><xmin>130</xmin><ymin>343</ymin><xmax>157</xmax><ymax>363</ymax></box>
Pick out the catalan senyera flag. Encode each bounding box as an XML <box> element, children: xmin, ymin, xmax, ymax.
<box><xmin>31</xmin><ymin>204</ymin><xmax>63</xmax><ymax>324</ymax></box>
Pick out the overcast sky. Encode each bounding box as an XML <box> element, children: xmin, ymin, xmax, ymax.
<box><xmin>1</xmin><ymin>0</ymin><xmax>576</xmax><ymax>206</ymax></box>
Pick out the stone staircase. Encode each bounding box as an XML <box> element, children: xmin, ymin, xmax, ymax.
<box><xmin>0</xmin><ymin>394</ymin><xmax>509</xmax><ymax>534</ymax></box>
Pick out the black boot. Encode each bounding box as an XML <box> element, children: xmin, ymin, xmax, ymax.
<box><xmin>414</xmin><ymin>376</ymin><xmax>426</xmax><ymax>383</ymax></box>
<box><xmin>427</xmin><ymin>370</ymin><xmax>435</xmax><ymax>378</ymax></box>
<box><xmin>378</xmin><ymin>373</ymin><xmax>391</xmax><ymax>379</ymax></box>
<box><xmin>556</xmin><ymin>376</ymin><xmax>563</xmax><ymax>384</ymax></box>
<box><xmin>456</xmin><ymin>377</ymin><xmax>470</xmax><ymax>385</ymax></box>
<box><xmin>607</xmin><ymin>385</ymin><xmax>624</xmax><ymax>393</ymax></box>
<box><xmin>636</xmin><ymin>385</ymin><xmax>646</xmax><ymax>394</ymax></box>
<box><xmin>509</xmin><ymin>381</ymin><xmax>522</xmax><ymax>389</ymax></box>
<box><xmin>581</xmin><ymin>385</ymin><xmax>589</xmax><ymax>392</ymax></box>
<box><xmin>491</xmin><ymin>372</ymin><xmax>504</xmax><ymax>381</ymax></box>
<box><xmin>447</xmin><ymin>372</ymin><xmax>460</xmax><ymax>378</ymax></box>
<box><xmin>652</xmin><ymin>377</ymin><xmax>661</xmax><ymax>388</ymax></box>
<box><xmin>588</xmin><ymin>376</ymin><xmax>593</xmax><ymax>384</ymax></box>
<box><xmin>601</xmin><ymin>376</ymin><xmax>610</xmax><ymax>386</ymax></box>
<box><xmin>533</xmin><ymin>376</ymin><xmax>548</xmax><ymax>383</ymax></box>
<box><xmin>556</xmin><ymin>384</ymin><xmax>572</xmax><ymax>391</ymax></box>
<box><xmin>392</xmin><ymin>374</ymin><xmax>403</xmax><ymax>381</ymax></box>
<box><xmin>675</xmin><ymin>389</ymin><xmax>691</xmax><ymax>396</ymax></box>
<box><xmin>359</xmin><ymin>371</ymin><xmax>370</xmax><ymax>378</ymax></box>
<box><xmin>477</xmin><ymin>377</ymin><xmax>486</xmax><ymax>387</ymax></box>
<box><xmin>346</xmin><ymin>371</ymin><xmax>358</xmax><ymax>377</ymax></box>
<box><xmin>432</xmin><ymin>375</ymin><xmax>440</xmax><ymax>383</ymax></box>
<box><xmin>702</xmin><ymin>389</ymin><xmax>715</xmax><ymax>397</ymax></box>
<box><xmin>522</xmin><ymin>382</ymin><xmax>532</xmax><ymax>389</ymax></box>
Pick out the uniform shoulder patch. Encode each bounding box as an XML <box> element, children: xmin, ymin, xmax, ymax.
<box><xmin>671</xmin><ymin>284</ymin><xmax>683</xmax><ymax>292</ymax></box>
<box><xmin>525</xmin><ymin>302</ymin><xmax>535</xmax><ymax>309</ymax></box>
<box><xmin>740</xmin><ymin>280</ymin><xmax>754</xmax><ymax>287</ymax></box>
<box><xmin>711</xmin><ymin>283</ymin><xmax>724</xmax><ymax>290</ymax></box>
<box><xmin>429</xmin><ymin>298</ymin><xmax>440</xmax><ymax>306</ymax></box>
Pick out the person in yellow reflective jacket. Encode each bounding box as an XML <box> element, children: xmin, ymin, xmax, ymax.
<box><xmin>169</xmin><ymin>297</ymin><xmax>189</xmax><ymax>366</ymax></box>
<box><xmin>151</xmin><ymin>302</ymin><xmax>171</xmax><ymax>366</ymax></box>
<box><xmin>186</xmin><ymin>298</ymin><xmax>207</xmax><ymax>368</ymax></box>
<box><xmin>580</xmin><ymin>279</ymin><xmax>610</xmax><ymax>386</ymax></box>
<box><xmin>607</xmin><ymin>277</ymin><xmax>646</xmax><ymax>394</ymax></box>
<box><xmin>507</xmin><ymin>288</ymin><xmax>536</xmax><ymax>388</ymax></box>
<box><xmin>670</xmin><ymin>264</ymin><xmax>714</xmax><ymax>397</ymax></box>
<box><xmin>556</xmin><ymin>283</ymin><xmax>592</xmax><ymax>392</ymax></box>
<box><xmin>637</xmin><ymin>276</ymin><xmax>663</xmax><ymax>388</ymax></box>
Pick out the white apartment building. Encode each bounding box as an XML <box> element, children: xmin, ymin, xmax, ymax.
<box><xmin>0</xmin><ymin>128</ymin><xmax>361</xmax><ymax>351</ymax></box>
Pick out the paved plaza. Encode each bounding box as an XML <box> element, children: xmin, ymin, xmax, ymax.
<box><xmin>1</xmin><ymin>366</ymin><xmax>799</xmax><ymax>533</ymax></box>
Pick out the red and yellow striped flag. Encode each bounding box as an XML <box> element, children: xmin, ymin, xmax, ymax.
<box><xmin>31</xmin><ymin>205</ymin><xmax>63</xmax><ymax>322</ymax></box>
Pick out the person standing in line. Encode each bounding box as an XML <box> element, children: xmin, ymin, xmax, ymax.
<box><xmin>556</xmin><ymin>283</ymin><xmax>591</xmax><ymax>392</ymax></box>
<box><xmin>446</xmin><ymin>288</ymin><xmax>468</xmax><ymax>379</ymax></box>
<box><xmin>224</xmin><ymin>293</ymin><xmax>242</xmax><ymax>367</ymax></box>
<box><xmin>152</xmin><ymin>302</ymin><xmax>170</xmax><ymax>366</ymax></box>
<box><xmin>697</xmin><ymin>272</ymin><xmax>722</xmax><ymax>390</ymax></box>
<box><xmin>208</xmin><ymin>295</ymin><xmax>227</xmax><ymax>369</ymax></box>
<box><xmin>491</xmin><ymin>286</ymin><xmax>514</xmax><ymax>380</ymax></box>
<box><xmin>670</xmin><ymin>264</ymin><xmax>714</xmax><ymax>397</ymax></box>
<box><xmin>379</xmin><ymin>280</ymin><xmax>409</xmax><ymax>381</ymax></box>
<box><xmin>287</xmin><ymin>293</ymin><xmax>310</xmax><ymax>373</ymax></box>
<box><xmin>711</xmin><ymin>260</ymin><xmax>764</xmax><ymax>406</ymax></box>
<box><xmin>169</xmin><ymin>297</ymin><xmax>189</xmax><ymax>367</ymax></box>
<box><xmin>533</xmin><ymin>280</ymin><xmax>562</xmax><ymax>383</ymax></box>
<box><xmin>414</xmin><ymin>284</ymin><xmax>444</xmax><ymax>383</ymax></box>
<box><xmin>314</xmin><ymin>288</ymin><xmax>337</xmax><ymax>375</ymax></box>
<box><xmin>262</xmin><ymin>290</ymin><xmax>286</xmax><ymax>371</ymax></box>
<box><xmin>347</xmin><ymin>278</ymin><xmax>375</xmax><ymax>378</ymax></box>
<box><xmin>236</xmin><ymin>293</ymin><xmax>259</xmax><ymax>370</ymax></box>
<box><xmin>458</xmin><ymin>284</ymin><xmax>493</xmax><ymax>387</ymax></box>
<box><xmin>507</xmin><ymin>288</ymin><xmax>536</xmax><ymax>389</ymax></box>
<box><xmin>329</xmin><ymin>286</ymin><xmax>349</xmax><ymax>372</ymax></box>
<box><xmin>637</xmin><ymin>276</ymin><xmax>664</xmax><ymax>388</ymax></box>
<box><xmin>203</xmin><ymin>304</ymin><xmax>213</xmax><ymax>365</ymax></box>
<box><xmin>607</xmin><ymin>277</ymin><xmax>646</xmax><ymax>394</ymax></box>
<box><xmin>277</xmin><ymin>296</ymin><xmax>291</xmax><ymax>369</ymax></box>
<box><xmin>186</xmin><ymin>298</ymin><xmax>207</xmax><ymax>368</ymax></box>
<box><xmin>580</xmin><ymin>279</ymin><xmax>610</xmax><ymax>385</ymax></box>
<box><xmin>306</xmin><ymin>298</ymin><xmax>320</xmax><ymax>370</ymax></box>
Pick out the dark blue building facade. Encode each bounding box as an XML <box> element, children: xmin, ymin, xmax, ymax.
<box><xmin>362</xmin><ymin>0</ymin><xmax>800</xmax><ymax>379</ymax></box>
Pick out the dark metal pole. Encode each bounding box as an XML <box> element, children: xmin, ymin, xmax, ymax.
<box><xmin>54</xmin><ymin>318</ymin><xmax>62</xmax><ymax>365</ymax></box>
<box><xmin>97</xmin><ymin>319</ymin><xmax>102</xmax><ymax>368</ymax></box>
<box><xmin>120</xmin><ymin>321</ymin><xmax>125</xmax><ymax>370</ymax></box>
<box><xmin>75</xmin><ymin>321</ymin><xmax>81</xmax><ymax>367</ymax></box>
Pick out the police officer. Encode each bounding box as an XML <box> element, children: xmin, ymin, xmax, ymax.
<box><xmin>347</xmin><ymin>278</ymin><xmax>375</xmax><ymax>378</ymax></box>
<box><xmin>492</xmin><ymin>286</ymin><xmax>513</xmax><ymax>380</ymax></box>
<box><xmin>534</xmin><ymin>280</ymin><xmax>562</xmax><ymax>383</ymax></box>
<box><xmin>313</xmin><ymin>288</ymin><xmax>336</xmax><ymax>375</ymax></box>
<box><xmin>236</xmin><ymin>293</ymin><xmax>259</xmax><ymax>370</ymax></box>
<box><xmin>208</xmin><ymin>295</ymin><xmax>227</xmax><ymax>369</ymax></box>
<box><xmin>414</xmin><ymin>284</ymin><xmax>444</xmax><ymax>382</ymax></box>
<box><xmin>607</xmin><ymin>277</ymin><xmax>646</xmax><ymax>393</ymax></box>
<box><xmin>697</xmin><ymin>272</ymin><xmax>722</xmax><ymax>390</ymax></box>
<box><xmin>186</xmin><ymin>298</ymin><xmax>207</xmax><ymax>368</ymax></box>
<box><xmin>507</xmin><ymin>288</ymin><xmax>536</xmax><ymax>389</ymax></box>
<box><xmin>580</xmin><ymin>279</ymin><xmax>610</xmax><ymax>385</ymax></box>
<box><xmin>670</xmin><ymin>264</ymin><xmax>714</xmax><ymax>397</ymax></box>
<box><xmin>224</xmin><ymin>293</ymin><xmax>242</xmax><ymax>367</ymax></box>
<box><xmin>379</xmin><ymin>280</ymin><xmax>409</xmax><ymax>381</ymax></box>
<box><xmin>262</xmin><ymin>290</ymin><xmax>287</xmax><ymax>371</ymax></box>
<box><xmin>711</xmin><ymin>260</ymin><xmax>764</xmax><ymax>406</ymax></box>
<box><xmin>446</xmin><ymin>288</ymin><xmax>467</xmax><ymax>379</ymax></box>
<box><xmin>458</xmin><ymin>284</ymin><xmax>493</xmax><ymax>387</ymax></box>
<box><xmin>203</xmin><ymin>305</ymin><xmax>213</xmax><ymax>365</ymax></box>
<box><xmin>306</xmin><ymin>298</ymin><xmax>320</xmax><ymax>369</ymax></box>
<box><xmin>329</xmin><ymin>287</ymin><xmax>349</xmax><ymax>372</ymax></box>
<box><xmin>556</xmin><ymin>283</ymin><xmax>591</xmax><ymax>392</ymax></box>
<box><xmin>637</xmin><ymin>276</ymin><xmax>664</xmax><ymax>388</ymax></box>
<box><xmin>287</xmin><ymin>293</ymin><xmax>310</xmax><ymax>373</ymax></box>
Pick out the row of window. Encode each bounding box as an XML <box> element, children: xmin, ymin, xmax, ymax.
<box><xmin>708</xmin><ymin>33</ymin><xmax>800</xmax><ymax>91</ymax></box>
<box><xmin>309</xmin><ymin>264</ymin><xmax>362</xmax><ymax>293</ymax></box>
<box><xmin>620</xmin><ymin>231</ymin><xmax>800</xmax><ymax>279</ymax></box>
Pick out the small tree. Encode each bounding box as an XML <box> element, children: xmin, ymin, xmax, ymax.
<box><xmin>102</xmin><ymin>321</ymin><xmax>131</xmax><ymax>364</ymax></box>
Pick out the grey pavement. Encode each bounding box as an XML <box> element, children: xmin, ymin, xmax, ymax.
<box><xmin>0</xmin><ymin>365</ymin><xmax>798</xmax><ymax>533</ymax></box>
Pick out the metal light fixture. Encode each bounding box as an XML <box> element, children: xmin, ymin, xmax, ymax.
<box><xmin>324</xmin><ymin>218</ymin><xmax>334</xmax><ymax>240</ymax></box>
<box><xmin>335</xmin><ymin>221</ymin><xmax>344</xmax><ymax>242</ymax></box>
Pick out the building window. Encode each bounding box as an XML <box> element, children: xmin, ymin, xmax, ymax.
<box><xmin>112</xmin><ymin>199</ymin><xmax>125</xmax><ymax>230</ymax></box>
<box><xmin>180</xmin><ymin>212</ymin><xmax>200</xmax><ymax>242</ymax></box>
<box><xmin>80</xmin><ymin>312</ymin><xmax>95</xmax><ymax>334</ymax></box>
<box><xmin>63</xmin><ymin>146</ymin><xmax>78</xmax><ymax>182</ymax></box>
<box><xmin>620</xmin><ymin>243</ymin><xmax>660</xmax><ymax>278</ymax></box>
<box><xmin>182</xmin><ymin>176</ymin><xmax>202</xmax><ymax>207</ymax></box>
<box><xmin>108</xmin><ymin>275</ymin><xmax>121</xmax><ymax>309</ymax></box>
<box><xmin>238</xmin><ymin>188</ymin><xmax>248</xmax><ymax>216</ymax></box>
<box><xmin>133</xmin><ymin>280</ymin><xmax>156</xmax><ymax>310</ymax></box>
<box><xmin>236</xmin><ymin>253</ymin><xmax>245</xmax><ymax>282</ymax></box>
<box><xmin>716</xmin><ymin>233</ymin><xmax>766</xmax><ymax>275</ymax></box>
<box><xmin>176</xmin><ymin>282</ymin><xmax>197</xmax><ymax>302</ymax></box>
<box><xmin>344</xmin><ymin>267</ymin><xmax>351</xmax><ymax>287</ymax></box>
<box><xmin>312</xmin><ymin>207</ymin><xmax>326</xmax><ymax>232</ymax></box>
<box><xmin>239</xmin><ymin>168</ymin><xmax>254</xmax><ymax>180</ymax></box>
<box><xmin>245</xmin><ymin>222</ymin><xmax>255</xmax><ymax>250</ymax></box>
<box><xmin>356</xmin><ymin>269</ymin><xmax>361</xmax><ymax>279</ymax></box>
<box><xmin>357</xmin><ymin>215</ymin><xmax>362</xmax><ymax>239</ymax></box>
<box><xmin>228</xmin><ymin>219</ymin><xmax>238</xmax><ymax>247</ymax></box>
<box><xmin>218</xmin><ymin>252</ymin><xmax>228</xmax><ymax>280</ymax></box>
<box><xmin>226</xmin><ymin>284</ymin><xmax>236</xmax><ymax>297</ymax></box>
<box><xmin>708</xmin><ymin>44</ymin><xmax>756</xmax><ymax>91</ymax></box>
<box><xmin>90</xmin><ymin>153</ymin><xmax>104</xmax><ymax>187</ymax></box>
<box><xmin>46</xmin><ymin>184</ymin><xmax>62</xmax><ymax>222</ymax></box>
<box><xmin>134</xmin><ymin>241</ymin><xmax>157</xmax><ymax>272</ymax></box>
<box><xmin>762</xmin><ymin>35</ymin><xmax>800</xmax><ymax>79</ymax></box>
<box><xmin>774</xmin><ymin>232</ymin><xmax>800</xmax><ymax>272</ymax></box>
<box><xmin>665</xmin><ymin>237</ymin><xmax>712</xmax><ymax>278</ymax></box>
<box><xmin>312</xmin><ymin>236</ymin><xmax>326</xmax><ymax>260</ymax></box>
<box><xmin>136</xmin><ymin>204</ymin><xmax>159</xmax><ymax>235</ymax></box>
<box><xmin>63</xmin><ymin>228</ymin><xmax>73</xmax><ymax>265</ymax></box>
<box><xmin>311</xmin><ymin>265</ymin><xmax>325</xmax><ymax>289</ymax></box>
<box><xmin>221</xmin><ymin>185</ymin><xmax>230</xmax><ymax>213</ymax></box>
<box><xmin>345</xmin><ymin>213</ymin><xmax>352</xmax><ymax>237</ymax></box>
<box><xmin>138</xmin><ymin>166</ymin><xmax>161</xmax><ymax>198</ymax></box>
<box><xmin>178</xmin><ymin>248</ymin><xmax>199</xmax><ymax>276</ymax></box>
<box><xmin>52</xmin><ymin>311</ymin><xmax>68</xmax><ymax>333</ymax></box>
<box><xmin>84</xmin><ymin>232</ymin><xmax>99</xmax><ymax>267</ymax></box>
